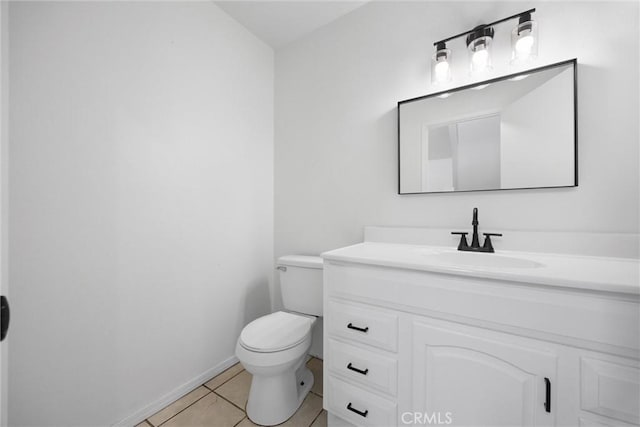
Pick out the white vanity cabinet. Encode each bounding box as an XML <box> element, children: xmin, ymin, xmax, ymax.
<box><xmin>322</xmin><ymin>255</ymin><xmax>640</xmax><ymax>427</ymax></box>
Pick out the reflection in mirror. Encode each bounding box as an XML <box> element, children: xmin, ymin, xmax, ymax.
<box><xmin>398</xmin><ymin>59</ymin><xmax>577</xmax><ymax>194</ymax></box>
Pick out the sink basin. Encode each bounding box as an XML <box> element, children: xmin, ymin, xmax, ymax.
<box><xmin>416</xmin><ymin>249</ymin><xmax>543</xmax><ymax>269</ymax></box>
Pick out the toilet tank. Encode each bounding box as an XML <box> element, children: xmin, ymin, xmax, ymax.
<box><xmin>278</xmin><ymin>255</ymin><xmax>323</xmax><ymax>316</ymax></box>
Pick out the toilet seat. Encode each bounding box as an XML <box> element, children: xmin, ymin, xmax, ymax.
<box><xmin>240</xmin><ymin>311</ymin><xmax>313</xmax><ymax>353</ymax></box>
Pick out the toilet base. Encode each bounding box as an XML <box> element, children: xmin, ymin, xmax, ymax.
<box><xmin>246</xmin><ymin>362</ymin><xmax>314</xmax><ymax>426</ymax></box>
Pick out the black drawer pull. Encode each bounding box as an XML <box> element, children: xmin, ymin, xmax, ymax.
<box><xmin>347</xmin><ymin>323</ymin><xmax>369</xmax><ymax>333</ymax></box>
<box><xmin>544</xmin><ymin>377</ymin><xmax>551</xmax><ymax>413</ymax></box>
<box><xmin>347</xmin><ymin>363</ymin><xmax>369</xmax><ymax>375</ymax></box>
<box><xmin>347</xmin><ymin>403</ymin><xmax>368</xmax><ymax>418</ymax></box>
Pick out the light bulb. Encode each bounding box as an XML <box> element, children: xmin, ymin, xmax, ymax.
<box><xmin>515</xmin><ymin>34</ymin><xmax>534</xmax><ymax>55</ymax></box>
<box><xmin>434</xmin><ymin>60</ymin><xmax>450</xmax><ymax>80</ymax></box>
<box><xmin>466</xmin><ymin>28</ymin><xmax>494</xmax><ymax>76</ymax></box>
<box><xmin>472</xmin><ymin>49</ymin><xmax>489</xmax><ymax>70</ymax></box>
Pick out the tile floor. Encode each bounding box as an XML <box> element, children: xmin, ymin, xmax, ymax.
<box><xmin>135</xmin><ymin>358</ymin><xmax>326</xmax><ymax>427</ymax></box>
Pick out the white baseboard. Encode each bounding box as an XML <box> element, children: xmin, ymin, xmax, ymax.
<box><xmin>112</xmin><ymin>355</ymin><xmax>240</xmax><ymax>427</ymax></box>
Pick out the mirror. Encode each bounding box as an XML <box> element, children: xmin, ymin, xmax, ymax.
<box><xmin>398</xmin><ymin>59</ymin><xmax>577</xmax><ymax>194</ymax></box>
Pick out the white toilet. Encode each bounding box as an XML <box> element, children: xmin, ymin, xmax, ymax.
<box><xmin>235</xmin><ymin>255</ymin><xmax>323</xmax><ymax>426</ymax></box>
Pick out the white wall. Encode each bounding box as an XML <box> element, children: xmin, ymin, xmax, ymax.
<box><xmin>8</xmin><ymin>2</ymin><xmax>273</xmax><ymax>426</ymax></box>
<box><xmin>275</xmin><ymin>1</ymin><xmax>639</xmax><ymax>285</ymax></box>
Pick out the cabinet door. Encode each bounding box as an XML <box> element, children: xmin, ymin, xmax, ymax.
<box><xmin>412</xmin><ymin>319</ymin><xmax>556</xmax><ymax>427</ymax></box>
<box><xmin>580</xmin><ymin>356</ymin><xmax>640</xmax><ymax>424</ymax></box>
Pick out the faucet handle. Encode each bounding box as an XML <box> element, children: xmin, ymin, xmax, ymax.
<box><xmin>451</xmin><ymin>232</ymin><xmax>469</xmax><ymax>250</ymax></box>
<box><xmin>482</xmin><ymin>233</ymin><xmax>502</xmax><ymax>253</ymax></box>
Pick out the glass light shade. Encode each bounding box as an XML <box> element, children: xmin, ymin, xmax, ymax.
<box><xmin>468</xmin><ymin>36</ymin><xmax>493</xmax><ymax>75</ymax></box>
<box><xmin>431</xmin><ymin>47</ymin><xmax>452</xmax><ymax>85</ymax></box>
<box><xmin>511</xmin><ymin>20</ymin><xmax>538</xmax><ymax>64</ymax></box>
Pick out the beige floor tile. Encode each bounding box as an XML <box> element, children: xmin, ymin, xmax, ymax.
<box><xmin>281</xmin><ymin>393</ymin><xmax>323</xmax><ymax>427</ymax></box>
<box><xmin>234</xmin><ymin>416</ymin><xmax>259</xmax><ymax>427</ymax></box>
<box><xmin>135</xmin><ymin>421</ymin><xmax>152</xmax><ymax>427</ymax></box>
<box><xmin>310</xmin><ymin>410</ymin><xmax>328</xmax><ymax>427</ymax></box>
<box><xmin>307</xmin><ymin>357</ymin><xmax>323</xmax><ymax>397</ymax></box>
<box><xmin>205</xmin><ymin>362</ymin><xmax>245</xmax><ymax>390</ymax></box>
<box><xmin>215</xmin><ymin>370</ymin><xmax>252</xmax><ymax>409</ymax></box>
<box><xmin>148</xmin><ymin>386</ymin><xmax>211</xmax><ymax>426</ymax></box>
<box><xmin>161</xmin><ymin>393</ymin><xmax>244</xmax><ymax>427</ymax></box>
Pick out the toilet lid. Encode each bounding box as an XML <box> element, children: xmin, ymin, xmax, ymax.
<box><xmin>240</xmin><ymin>311</ymin><xmax>312</xmax><ymax>353</ymax></box>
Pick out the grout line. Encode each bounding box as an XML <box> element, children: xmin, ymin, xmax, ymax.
<box><xmin>233</xmin><ymin>416</ymin><xmax>248</xmax><ymax>427</ymax></box>
<box><xmin>155</xmin><ymin>389</ymin><xmax>213</xmax><ymax>427</ymax></box>
<box><xmin>213</xmin><ymin>390</ymin><xmax>247</xmax><ymax>413</ymax></box>
<box><xmin>308</xmin><ymin>409</ymin><xmax>323</xmax><ymax>427</ymax></box>
<box><xmin>203</xmin><ymin>365</ymin><xmax>246</xmax><ymax>392</ymax></box>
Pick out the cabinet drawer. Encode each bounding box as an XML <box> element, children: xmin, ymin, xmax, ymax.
<box><xmin>327</xmin><ymin>339</ymin><xmax>398</xmax><ymax>396</ymax></box>
<box><xmin>581</xmin><ymin>357</ymin><xmax>640</xmax><ymax>424</ymax></box>
<box><xmin>327</xmin><ymin>300</ymin><xmax>398</xmax><ymax>352</ymax></box>
<box><xmin>327</xmin><ymin>375</ymin><xmax>397</xmax><ymax>427</ymax></box>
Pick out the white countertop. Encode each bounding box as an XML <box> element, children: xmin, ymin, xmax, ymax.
<box><xmin>322</xmin><ymin>242</ymin><xmax>640</xmax><ymax>295</ymax></box>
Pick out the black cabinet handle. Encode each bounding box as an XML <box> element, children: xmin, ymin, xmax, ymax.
<box><xmin>347</xmin><ymin>363</ymin><xmax>369</xmax><ymax>376</ymax></box>
<box><xmin>1</xmin><ymin>296</ymin><xmax>9</xmax><ymax>342</ymax></box>
<box><xmin>544</xmin><ymin>377</ymin><xmax>551</xmax><ymax>413</ymax></box>
<box><xmin>347</xmin><ymin>403</ymin><xmax>368</xmax><ymax>418</ymax></box>
<box><xmin>347</xmin><ymin>323</ymin><xmax>369</xmax><ymax>333</ymax></box>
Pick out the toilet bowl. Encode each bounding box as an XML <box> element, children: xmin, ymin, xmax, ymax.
<box><xmin>235</xmin><ymin>255</ymin><xmax>323</xmax><ymax>426</ymax></box>
<box><xmin>236</xmin><ymin>311</ymin><xmax>316</xmax><ymax>425</ymax></box>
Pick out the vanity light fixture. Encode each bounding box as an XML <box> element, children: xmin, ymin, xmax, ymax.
<box><xmin>431</xmin><ymin>42</ymin><xmax>452</xmax><ymax>84</ymax></box>
<box><xmin>431</xmin><ymin>8</ymin><xmax>537</xmax><ymax>83</ymax></box>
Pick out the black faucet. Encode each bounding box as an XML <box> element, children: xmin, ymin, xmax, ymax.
<box><xmin>451</xmin><ymin>208</ymin><xmax>502</xmax><ymax>253</ymax></box>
